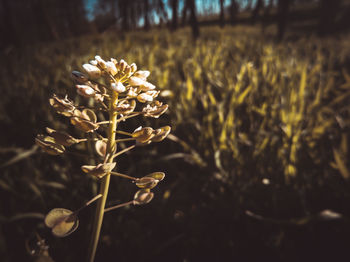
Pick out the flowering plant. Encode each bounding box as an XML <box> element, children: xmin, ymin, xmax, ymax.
<box><xmin>36</xmin><ymin>56</ymin><xmax>170</xmax><ymax>261</ymax></box>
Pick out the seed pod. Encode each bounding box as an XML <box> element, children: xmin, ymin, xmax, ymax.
<box><xmin>49</xmin><ymin>94</ymin><xmax>75</xmax><ymax>116</ymax></box>
<box><xmin>95</xmin><ymin>140</ymin><xmax>107</xmax><ymax>157</ymax></box>
<box><xmin>70</xmin><ymin>109</ymin><xmax>99</xmax><ymax>133</ymax></box>
<box><xmin>135</xmin><ymin>176</ymin><xmax>158</xmax><ymax>189</ymax></box>
<box><xmin>133</xmin><ymin>189</ymin><xmax>154</xmax><ymax>205</ymax></box>
<box><xmin>115</xmin><ymin>99</ymin><xmax>136</xmax><ymax>114</ymax></box>
<box><xmin>151</xmin><ymin>126</ymin><xmax>171</xmax><ymax>142</ymax></box>
<box><xmin>132</xmin><ymin>127</ymin><xmax>155</xmax><ymax>143</ymax></box>
<box><xmin>142</xmin><ymin>102</ymin><xmax>168</xmax><ymax>118</ymax></box>
<box><xmin>81</xmin><ymin>162</ymin><xmax>116</xmax><ymax>178</ymax></box>
<box><xmin>145</xmin><ymin>172</ymin><xmax>165</xmax><ymax>181</ymax></box>
<box><xmin>35</xmin><ymin>135</ymin><xmax>65</xmax><ymax>155</ymax></box>
<box><xmin>45</xmin><ymin>208</ymin><xmax>79</xmax><ymax>237</ymax></box>
<box><xmin>45</xmin><ymin>128</ymin><xmax>79</xmax><ymax>146</ymax></box>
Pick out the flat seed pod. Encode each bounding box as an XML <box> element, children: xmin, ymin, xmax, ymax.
<box><xmin>145</xmin><ymin>172</ymin><xmax>165</xmax><ymax>181</ymax></box>
<box><xmin>49</xmin><ymin>94</ymin><xmax>75</xmax><ymax>116</ymax></box>
<box><xmin>35</xmin><ymin>135</ymin><xmax>65</xmax><ymax>155</ymax></box>
<box><xmin>95</xmin><ymin>140</ymin><xmax>107</xmax><ymax>157</ymax></box>
<box><xmin>151</xmin><ymin>126</ymin><xmax>171</xmax><ymax>142</ymax></box>
<box><xmin>133</xmin><ymin>189</ymin><xmax>154</xmax><ymax>205</ymax></box>
<box><xmin>132</xmin><ymin>127</ymin><xmax>155</xmax><ymax>143</ymax></box>
<box><xmin>81</xmin><ymin>162</ymin><xmax>116</xmax><ymax>178</ymax></box>
<box><xmin>135</xmin><ymin>177</ymin><xmax>158</xmax><ymax>189</ymax></box>
<box><xmin>82</xmin><ymin>109</ymin><xmax>97</xmax><ymax>123</ymax></box>
<box><xmin>46</xmin><ymin>128</ymin><xmax>78</xmax><ymax>146</ymax></box>
<box><xmin>44</xmin><ymin>208</ymin><xmax>79</xmax><ymax>237</ymax></box>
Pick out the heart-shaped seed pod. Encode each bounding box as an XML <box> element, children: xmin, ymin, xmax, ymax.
<box><xmin>151</xmin><ymin>126</ymin><xmax>171</xmax><ymax>142</ymax></box>
<box><xmin>81</xmin><ymin>162</ymin><xmax>116</xmax><ymax>178</ymax></box>
<box><xmin>95</xmin><ymin>140</ymin><xmax>107</xmax><ymax>157</ymax></box>
<box><xmin>145</xmin><ymin>172</ymin><xmax>165</xmax><ymax>181</ymax></box>
<box><xmin>35</xmin><ymin>135</ymin><xmax>65</xmax><ymax>155</ymax></box>
<box><xmin>45</xmin><ymin>128</ymin><xmax>79</xmax><ymax>147</ymax></box>
<box><xmin>135</xmin><ymin>177</ymin><xmax>158</xmax><ymax>189</ymax></box>
<box><xmin>45</xmin><ymin>208</ymin><xmax>79</xmax><ymax>238</ymax></box>
<box><xmin>49</xmin><ymin>94</ymin><xmax>75</xmax><ymax>117</ymax></box>
<box><xmin>133</xmin><ymin>189</ymin><xmax>154</xmax><ymax>205</ymax></box>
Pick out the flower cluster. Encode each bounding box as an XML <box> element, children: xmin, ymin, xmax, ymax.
<box><xmin>36</xmin><ymin>55</ymin><xmax>170</xmax><ymax>258</ymax></box>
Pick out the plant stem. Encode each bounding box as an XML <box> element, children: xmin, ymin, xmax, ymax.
<box><xmin>110</xmin><ymin>171</ymin><xmax>137</xmax><ymax>180</ymax></box>
<box><xmin>104</xmin><ymin>201</ymin><xmax>134</xmax><ymax>213</ymax></box>
<box><xmin>87</xmin><ymin>91</ymin><xmax>118</xmax><ymax>262</ymax></box>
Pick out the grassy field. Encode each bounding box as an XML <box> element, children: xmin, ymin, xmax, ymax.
<box><xmin>1</xmin><ymin>25</ymin><xmax>350</xmax><ymax>261</ymax></box>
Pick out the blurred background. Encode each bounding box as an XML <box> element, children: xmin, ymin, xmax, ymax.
<box><xmin>1</xmin><ymin>0</ymin><xmax>350</xmax><ymax>261</ymax></box>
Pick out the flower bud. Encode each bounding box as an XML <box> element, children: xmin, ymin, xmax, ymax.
<box><xmin>95</xmin><ymin>55</ymin><xmax>107</xmax><ymax>69</ymax></box>
<box><xmin>105</xmin><ymin>61</ymin><xmax>118</xmax><ymax>75</ymax></box>
<box><xmin>75</xmin><ymin>85</ymin><xmax>96</xmax><ymax>98</ymax></box>
<box><xmin>137</xmin><ymin>90</ymin><xmax>159</xmax><ymax>103</ymax></box>
<box><xmin>71</xmin><ymin>71</ymin><xmax>88</xmax><ymax>84</ymax></box>
<box><xmin>111</xmin><ymin>82</ymin><xmax>126</xmax><ymax>93</ymax></box>
<box><xmin>130</xmin><ymin>63</ymin><xmax>137</xmax><ymax>74</ymax></box>
<box><xmin>133</xmin><ymin>70</ymin><xmax>150</xmax><ymax>80</ymax></box>
<box><xmin>83</xmin><ymin>64</ymin><xmax>101</xmax><ymax>78</ymax></box>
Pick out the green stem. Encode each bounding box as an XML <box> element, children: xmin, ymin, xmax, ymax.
<box><xmin>87</xmin><ymin>91</ymin><xmax>118</xmax><ymax>262</ymax></box>
<box><xmin>104</xmin><ymin>201</ymin><xmax>134</xmax><ymax>213</ymax></box>
<box><xmin>110</xmin><ymin>171</ymin><xmax>137</xmax><ymax>180</ymax></box>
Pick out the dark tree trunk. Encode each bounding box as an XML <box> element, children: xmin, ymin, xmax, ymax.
<box><xmin>318</xmin><ymin>0</ymin><xmax>340</xmax><ymax>35</ymax></box>
<box><xmin>219</xmin><ymin>0</ymin><xmax>225</xmax><ymax>28</ymax></box>
<box><xmin>277</xmin><ymin>0</ymin><xmax>290</xmax><ymax>41</ymax></box>
<box><xmin>120</xmin><ymin>0</ymin><xmax>129</xmax><ymax>30</ymax></box>
<box><xmin>144</xmin><ymin>0</ymin><xmax>150</xmax><ymax>30</ymax></box>
<box><xmin>251</xmin><ymin>0</ymin><xmax>264</xmax><ymax>23</ymax></box>
<box><xmin>181</xmin><ymin>0</ymin><xmax>190</xmax><ymax>26</ymax></box>
<box><xmin>170</xmin><ymin>0</ymin><xmax>178</xmax><ymax>30</ymax></box>
<box><xmin>229</xmin><ymin>0</ymin><xmax>238</xmax><ymax>24</ymax></box>
<box><xmin>187</xmin><ymin>0</ymin><xmax>199</xmax><ymax>39</ymax></box>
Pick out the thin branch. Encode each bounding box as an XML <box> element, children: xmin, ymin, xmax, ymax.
<box><xmin>104</xmin><ymin>201</ymin><xmax>134</xmax><ymax>213</ymax></box>
<box><xmin>110</xmin><ymin>171</ymin><xmax>137</xmax><ymax>180</ymax></box>
<box><xmin>112</xmin><ymin>145</ymin><xmax>135</xmax><ymax>158</ymax></box>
